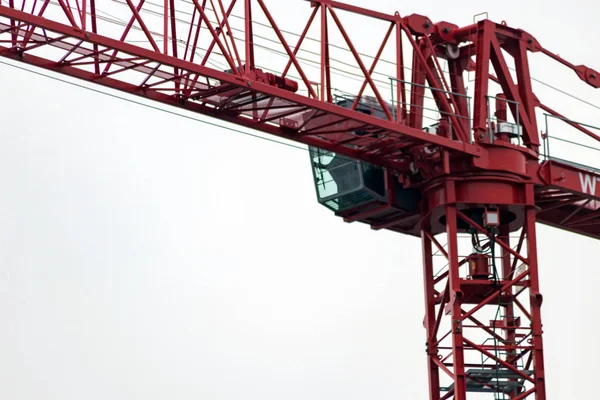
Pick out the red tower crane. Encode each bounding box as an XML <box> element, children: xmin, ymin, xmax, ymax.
<box><xmin>1</xmin><ymin>0</ymin><xmax>599</xmax><ymax>398</ymax></box>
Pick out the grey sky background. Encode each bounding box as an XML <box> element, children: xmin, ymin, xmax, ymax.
<box><xmin>1</xmin><ymin>0</ymin><xmax>599</xmax><ymax>398</ymax></box>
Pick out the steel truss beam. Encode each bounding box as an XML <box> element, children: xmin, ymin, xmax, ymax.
<box><xmin>421</xmin><ymin>181</ymin><xmax>546</xmax><ymax>399</ymax></box>
<box><xmin>1</xmin><ymin>1</ymin><xmax>600</xmax><ymax>399</ymax></box>
<box><xmin>0</xmin><ymin>1</ymin><xmax>483</xmax><ymax>173</ymax></box>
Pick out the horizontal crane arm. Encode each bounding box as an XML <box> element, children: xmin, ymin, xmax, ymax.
<box><xmin>535</xmin><ymin>160</ymin><xmax>600</xmax><ymax>239</ymax></box>
<box><xmin>0</xmin><ymin>2</ymin><xmax>482</xmax><ymax>174</ymax></box>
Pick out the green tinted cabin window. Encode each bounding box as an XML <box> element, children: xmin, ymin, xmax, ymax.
<box><xmin>309</xmin><ymin>147</ymin><xmax>386</xmax><ymax>212</ymax></box>
<box><xmin>310</xmin><ymin>148</ymin><xmax>362</xmax><ymax>201</ymax></box>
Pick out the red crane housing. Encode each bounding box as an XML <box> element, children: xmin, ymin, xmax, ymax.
<box><xmin>2</xmin><ymin>1</ymin><xmax>599</xmax><ymax>398</ymax></box>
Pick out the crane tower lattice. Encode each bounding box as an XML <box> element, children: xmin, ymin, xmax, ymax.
<box><xmin>1</xmin><ymin>0</ymin><xmax>600</xmax><ymax>398</ymax></box>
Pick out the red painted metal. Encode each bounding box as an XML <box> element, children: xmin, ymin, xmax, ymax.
<box><xmin>1</xmin><ymin>1</ymin><xmax>599</xmax><ymax>398</ymax></box>
<box><xmin>419</xmin><ymin>175</ymin><xmax>550</xmax><ymax>397</ymax></box>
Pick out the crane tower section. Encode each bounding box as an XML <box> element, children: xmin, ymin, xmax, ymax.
<box><xmin>1</xmin><ymin>1</ymin><xmax>600</xmax><ymax>399</ymax></box>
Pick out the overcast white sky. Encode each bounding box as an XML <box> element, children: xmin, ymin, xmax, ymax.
<box><xmin>1</xmin><ymin>0</ymin><xmax>600</xmax><ymax>399</ymax></box>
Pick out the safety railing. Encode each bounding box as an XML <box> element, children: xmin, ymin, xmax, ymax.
<box><xmin>388</xmin><ymin>77</ymin><xmax>474</xmax><ymax>142</ymax></box>
<box><xmin>541</xmin><ymin>113</ymin><xmax>600</xmax><ymax>174</ymax></box>
<box><xmin>329</xmin><ymin>82</ymin><xmax>597</xmax><ymax>167</ymax></box>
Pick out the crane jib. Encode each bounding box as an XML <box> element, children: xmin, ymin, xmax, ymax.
<box><xmin>1</xmin><ymin>1</ymin><xmax>599</xmax><ymax>399</ymax></box>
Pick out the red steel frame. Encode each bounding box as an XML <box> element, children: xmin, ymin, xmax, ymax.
<box><xmin>421</xmin><ymin>176</ymin><xmax>546</xmax><ymax>399</ymax></box>
<box><xmin>1</xmin><ymin>1</ymin><xmax>599</xmax><ymax>398</ymax></box>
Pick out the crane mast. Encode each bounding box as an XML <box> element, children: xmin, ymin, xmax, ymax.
<box><xmin>1</xmin><ymin>1</ymin><xmax>600</xmax><ymax>398</ymax></box>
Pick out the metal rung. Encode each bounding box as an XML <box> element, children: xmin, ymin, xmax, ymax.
<box><xmin>467</xmin><ymin>368</ymin><xmax>533</xmax><ymax>379</ymax></box>
<box><xmin>441</xmin><ymin>368</ymin><xmax>534</xmax><ymax>394</ymax></box>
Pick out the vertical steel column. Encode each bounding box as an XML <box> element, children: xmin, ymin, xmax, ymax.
<box><xmin>408</xmin><ymin>39</ymin><xmax>427</xmax><ymax>130</ymax></box>
<box><xmin>421</xmin><ymin>223</ymin><xmax>441</xmax><ymax>400</ymax></box>
<box><xmin>472</xmin><ymin>20</ymin><xmax>492</xmax><ymax>141</ymax></box>
<box><xmin>445</xmin><ymin>181</ymin><xmax>467</xmax><ymax>400</ymax></box>
<box><xmin>525</xmin><ymin>185</ymin><xmax>547</xmax><ymax>399</ymax></box>
<box><xmin>394</xmin><ymin>15</ymin><xmax>407</xmax><ymax>124</ymax></box>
